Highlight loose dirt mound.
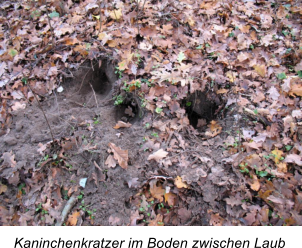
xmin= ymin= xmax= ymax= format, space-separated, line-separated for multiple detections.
xmin=0 ymin=61 xmax=149 ymax=225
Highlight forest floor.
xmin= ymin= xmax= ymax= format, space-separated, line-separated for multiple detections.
xmin=0 ymin=0 xmax=302 ymax=226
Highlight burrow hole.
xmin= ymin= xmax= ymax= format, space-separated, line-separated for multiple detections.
xmin=184 ymin=91 xmax=220 ymax=129
xmin=65 ymin=59 xmax=140 ymax=123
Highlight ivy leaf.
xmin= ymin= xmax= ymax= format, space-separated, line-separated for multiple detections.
xmin=155 ymin=107 xmax=163 ymax=114
xmin=277 ymin=72 xmax=286 ymax=80
xmin=49 ymin=11 xmax=60 ymax=18
xmin=8 ymin=48 xmax=18 ymax=57
xmin=297 ymin=71 xmax=302 ymax=78
xmin=177 ymin=51 xmax=186 ymax=63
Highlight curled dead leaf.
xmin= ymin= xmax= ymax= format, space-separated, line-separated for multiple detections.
xmin=0 ymin=184 xmax=8 ymax=194
xmin=113 ymin=121 xmax=132 ymax=129
xmin=174 ymin=176 xmax=188 ymax=189
xmin=147 ymin=149 xmax=168 ymax=162
xmin=108 ymin=143 xmax=128 ymax=169
xmin=66 ymin=211 xmax=80 ymax=226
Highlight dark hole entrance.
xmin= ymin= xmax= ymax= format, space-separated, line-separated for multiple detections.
xmin=184 ymin=91 xmax=219 ymax=129
xmin=115 ymin=96 xmax=140 ymax=124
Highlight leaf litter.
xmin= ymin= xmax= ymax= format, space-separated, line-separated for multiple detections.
xmin=0 ymin=0 xmax=302 ymax=226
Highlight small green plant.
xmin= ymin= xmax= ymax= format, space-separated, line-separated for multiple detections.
xmin=18 ymin=183 xmax=26 ymax=195
xmin=155 ymin=107 xmax=163 ymax=114
xmin=35 ymin=203 xmax=48 ymax=215
xmin=37 ymin=154 xmax=49 ymax=166
xmin=78 ymin=191 xmax=84 ymax=200
xmin=93 ymin=116 xmax=100 ymax=125
xmin=115 ymin=67 xmax=124 ymax=79
xmin=79 ymin=200 xmax=96 ymax=219
xmin=228 ymin=32 xmax=235 ymax=37
xmin=186 ymin=101 xmax=192 ymax=107
xmin=277 ymin=72 xmax=287 ymax=80
xmin=113 ymin=95 xmax=124 ymax=106
xmin=151 ymin=132 xmax=159 ymax=138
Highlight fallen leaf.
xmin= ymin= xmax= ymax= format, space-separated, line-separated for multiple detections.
xmin=66 ymin=211 xmax=80 ymax=226
xmin=113 ymin=121 xmax=132 ymax=129
xmin=284 ymin=154 xmax=302 ymax=166
xmin=164 ymin=192 xmax=177 ymax=206
xmin=105 ymin=154 xmax=117 ymax=168
xmin=209 ymin=212 xmax=224 ymax=226
xmin=109 ymin=9 xmax=122 ymax=20
xmin=272 ymin=148 xmax=283 ymax=164
xmin=0 ymin=184 xmax=7 ymax=194
xmin=108 ymin=143 xmax=128 ymax=169
xmin=174 ymin=176 xmax=188 ymax=189
xmin=250 ymin=175 xmax=261 ymax=191
xmin=149 ymin=180 xmax=165 ymax=202
xmin=147 ymin=149 xmax=168 ymax=162
xmin=254 ymin=64 xmax=267 ymax=77
xmin=148 ymin=214 xmax=164 ymax=226
xmin=205 ymin=120 xmax=222 ymax=137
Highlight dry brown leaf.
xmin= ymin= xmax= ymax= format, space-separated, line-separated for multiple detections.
xmin=250 ymin=175 xmax=261 ymax=191
xmin=254 ymin=64 xmax=267 ymax=77
xmin=109 ymin=9 xmax=122 ymax=20
xmin=148 ymin=214 xmax=164 ymax=226
xmin=205 ymin=120 xmax=222 ymax=138
xmin=290 ymin=82 xmax=302 ymax=97
xmin=174 ymin=176 xmax=188 ymax=189
xmin=0 ymin=184 xmax=7 ymax=194
xmin=272 ymin=148 xmax=283 ymax=164
xmin=276 ymin=162 xmax=287 ymax=173
xmin=108 ymin=143 xmax=128 ymax=169
xmin=66 ymin=211 xmax=80 ymax=226
xmin=216 ymin=89 xmax=229 ymax=94
xmin=164 ymin=192 xmax=177 ymax=206
xmin=149 ymin=180 xmax=165 ymax=202
xmin=113 ymin=121 xmax=132 ymax=129
xmin=147 ymin=149 xmax=168 ymax=162
xmin=209 ymin=212 xmax=224 ymax=226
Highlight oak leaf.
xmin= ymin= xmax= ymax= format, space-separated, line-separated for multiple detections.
xmin=105 ymin=155 xmax=116 ymax=168
xmin=66 ymin=211 xmax=80 ymax=226
xmin=254 ymin=64 xmax=266 ymax=77
xmin=147 ymin=149 xmax=168 ymax=162
xmin=0 ymin=184 xmax=7 ymax=194
xmin=284 ymin=154 xmax=302 ymax=166
xmin=113 ymin=121 xmax=132 ymax=129
xmin=108 ymin=143 xmax=128 ymax=169
xmin=272 ymin=148 xmax=283 ymax=164
xmin=164 ymin=192 xmax=177 ymax=206
xmin=109 ymin=9 xmax=122 ymax=20
xmin=250 ymin=175 xmax=261 ymax=191
xmin=290 ymin=82 xmax=302 ymax=97
xmin=148 ymin=214 xmax=164 ymax=226
xmin=174 ymin=176 xmax=188 ymax=189
xmin=205 ymin=120 xmax=222 ymax=138
xmin=149 ymin=180 xmax=165 ymax=202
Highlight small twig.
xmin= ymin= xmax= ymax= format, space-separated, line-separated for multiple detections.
xmin=27 ymin=83 xmax=55 ymax=142
xmin=55 ymin=195 xmax=78 ymax=226
xmin=45 ymin=3 xmax=56 ymax=49
xmin=89 ymin=82 xmax=99 ymax=108
xmin=98 ymin=0 xmax=102 ymax=32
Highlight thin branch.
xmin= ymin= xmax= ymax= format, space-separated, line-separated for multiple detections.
xmin=45 ymin=3 xmax=56 ymax=49
xmin=89 ymin=82 xmax=99 ymax=108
